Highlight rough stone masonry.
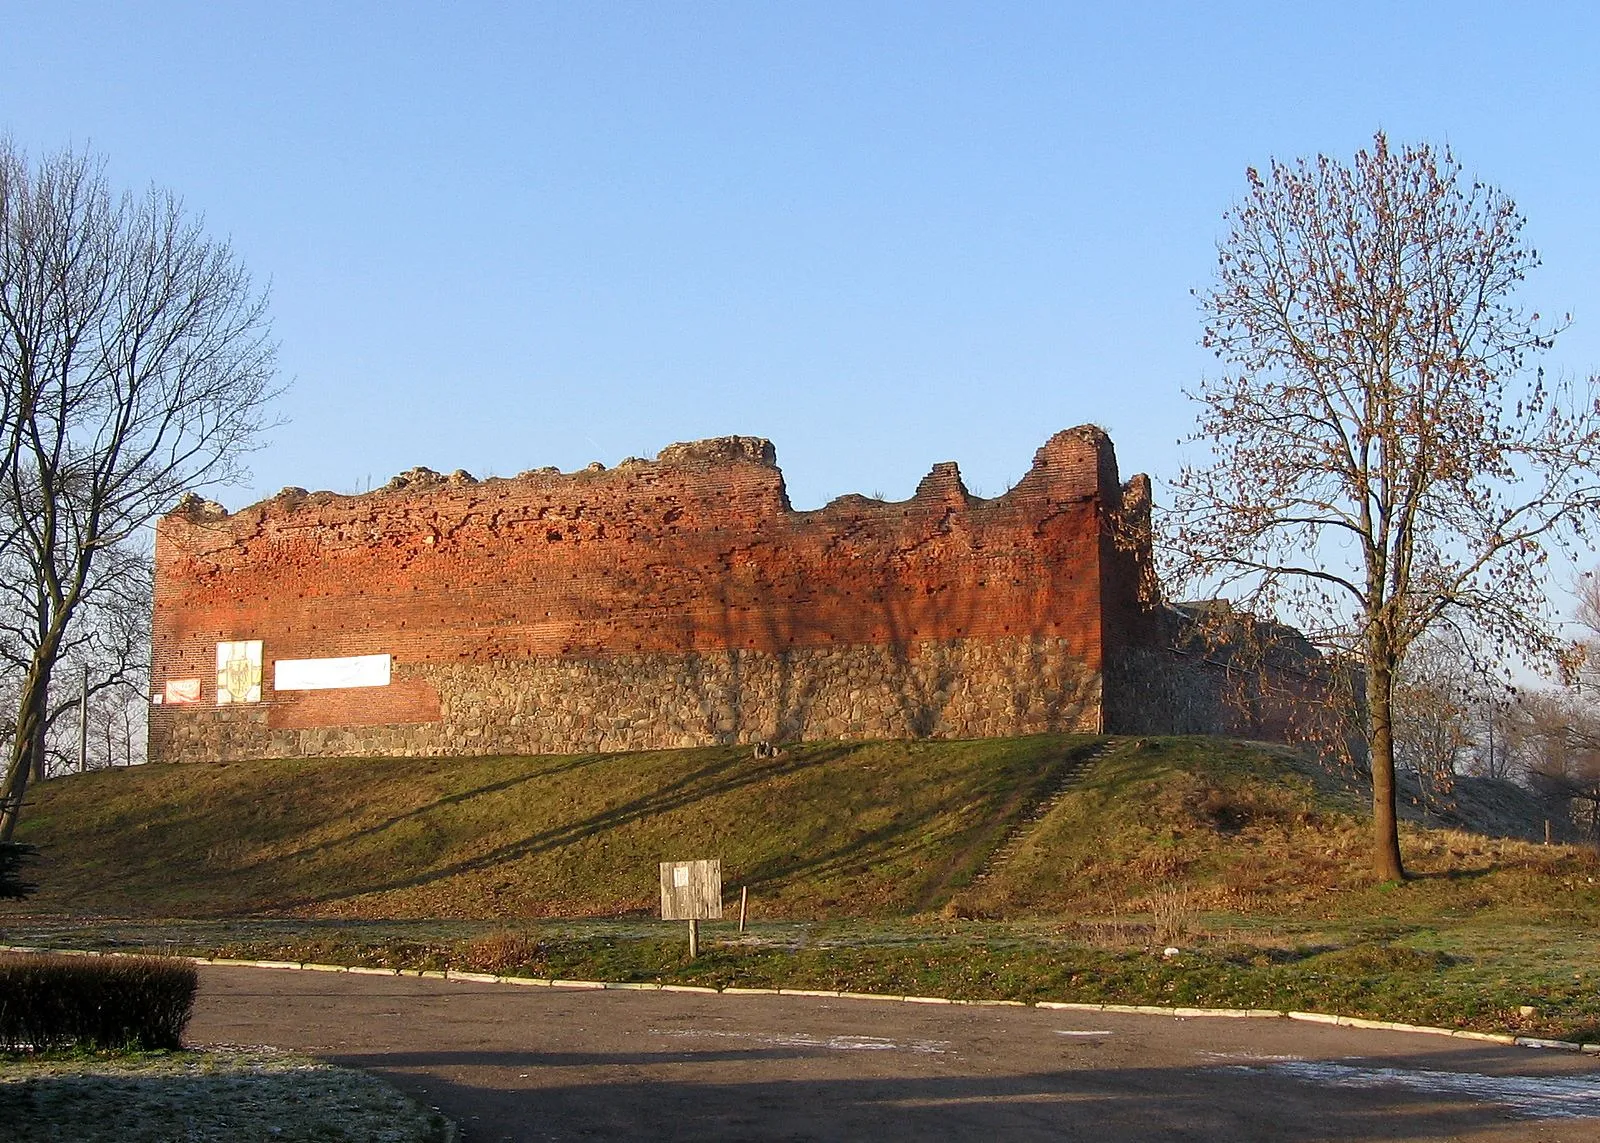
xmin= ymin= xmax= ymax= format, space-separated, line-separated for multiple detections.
xmin=148 ymin=426 xmax=1194 ymax=763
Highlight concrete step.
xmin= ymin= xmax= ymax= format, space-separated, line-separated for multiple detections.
xmin=971 ymin=743 xmax=1114 ymax=885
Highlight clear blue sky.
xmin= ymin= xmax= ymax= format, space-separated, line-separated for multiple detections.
xmin=4 ymin=2 xmax=1597 ymax=513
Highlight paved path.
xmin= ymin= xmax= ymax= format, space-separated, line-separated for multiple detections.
xmin=191 ymin=966 xmax=1600 ymax=1142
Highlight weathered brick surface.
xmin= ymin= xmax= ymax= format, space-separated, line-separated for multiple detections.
xmin=149 ymin=427 xmax=1157 ymax=762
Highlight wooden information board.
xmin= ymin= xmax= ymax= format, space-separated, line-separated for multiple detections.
xmin=659 ymin=859 xmax=723 ymax=921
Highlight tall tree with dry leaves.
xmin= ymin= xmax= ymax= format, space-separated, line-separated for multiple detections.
xmin=0 ymin=142 xmax=277 ymax=839
xmin=1169 ymin=133 xmax=1600 ymax=881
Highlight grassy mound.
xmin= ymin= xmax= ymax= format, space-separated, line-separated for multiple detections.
xmin=6 ymin=735 xmax=1589 ymax=929
xmin=961 ymin=738 xmax=1596 ymax=930
xmin=10 ymin=736 xmax=1103 ymax=919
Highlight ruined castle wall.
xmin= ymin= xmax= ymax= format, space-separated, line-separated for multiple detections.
xmin=150 ymin=428 xmax=1141 ymax=762
xmin=1103 ymin=610 xmax=1360 ymax=756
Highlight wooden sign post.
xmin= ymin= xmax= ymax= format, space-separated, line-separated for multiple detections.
xmin=660 ymin=859 xmax=722 ymax=958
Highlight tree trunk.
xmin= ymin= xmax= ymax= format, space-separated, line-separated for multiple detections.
xmin=1366 ymin=652 xmax=1408 ymax=882
xmin=0 ymin=658 xmax=56 ymax=841
xmin=30 ymin=720 xmax=44 ymax=783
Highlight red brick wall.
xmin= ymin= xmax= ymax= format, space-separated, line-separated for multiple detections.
xmin=149 ymin=427 xmax=1148 ymax=760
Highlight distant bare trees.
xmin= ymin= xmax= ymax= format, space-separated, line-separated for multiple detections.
xmin=1504 ymin=576 xmax=1600 ymax=841
xmin=0 ymin=548 xmax=150 ymax=779
xmin=1509 ymin=689 xmax=1600 ymax=838
xmin=1171 ymin=132 xmax=1600 ymax=881
xmin=1390 ymin=633 xmax=1476 ymax=806
xmin=0 ymin=141 xmax=278 ymax=839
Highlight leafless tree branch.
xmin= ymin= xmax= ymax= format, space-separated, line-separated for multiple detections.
xmin=0 ymin=141 xmax=279 ymax=837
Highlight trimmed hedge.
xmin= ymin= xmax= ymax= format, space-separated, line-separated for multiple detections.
xmin=0 ymin=954 xmax=197 ymax=1051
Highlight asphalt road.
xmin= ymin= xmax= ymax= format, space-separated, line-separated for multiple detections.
xmin=190 ymin=966 xmax=1600 ymax=1142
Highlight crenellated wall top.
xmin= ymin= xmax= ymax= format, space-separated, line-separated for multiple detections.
xmin=162 ymin=425 xmax=1129 ymax=535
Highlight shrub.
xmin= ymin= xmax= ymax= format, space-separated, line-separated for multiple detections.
xmin=465 ymin=929 xmax=540 ymax=973
xmin=0 ymin=842 xmax=36 ymax=899
xmin=1149 ymin=884 xmax=1197 ymax=944
xmin=0 ymin=954 xmax=197 ymax=1051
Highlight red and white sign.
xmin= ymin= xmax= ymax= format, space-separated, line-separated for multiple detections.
xmin=164 ymin=678 xmax=202 ymax=704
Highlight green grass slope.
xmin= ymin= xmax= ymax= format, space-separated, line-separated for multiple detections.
xmin=963 ymin=737 xmax=1595 ymax=932
xmin=8 ymin=734 xmax=1591 ymax=930
xmin=11 ymin=736 xmax=1102 ymax=919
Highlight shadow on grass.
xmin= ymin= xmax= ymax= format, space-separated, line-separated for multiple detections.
xmin=258 ymin=738 xmax=1092 ymax=917
xmin=280 ymin=750 xmax=619 ymax=858
xmin=908 ymin=738 xmax=1113 ymax=912
xmin=1404 ymin=867 xmax=1499 ymax=884
xmin=278 ymin=742 xmax=998 ymax=910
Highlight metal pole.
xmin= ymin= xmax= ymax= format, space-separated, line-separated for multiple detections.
xmin=78 ymin=666 xmax=89 ymax=774
xmin=738 ymin=885 xmax=748 ymax=933
xmin=1485 ymin=688 xmax=1494 ymax=778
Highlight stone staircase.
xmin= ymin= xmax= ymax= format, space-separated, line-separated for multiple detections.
xmin=972 ymin=740 xmax=1117 ymax=885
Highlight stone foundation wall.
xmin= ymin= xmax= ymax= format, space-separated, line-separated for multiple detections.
xmin=149 ymin=636 xmax=1099 ymax=762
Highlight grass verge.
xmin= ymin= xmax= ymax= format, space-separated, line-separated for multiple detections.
xmin=6 ymin=913 xmax=1597 ymax=1046
xmin=0 ymin=1045 xmax=454 ymax=1143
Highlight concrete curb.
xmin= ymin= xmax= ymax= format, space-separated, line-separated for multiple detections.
xmin=4 ymin=945 xmax=1591 ymax=1054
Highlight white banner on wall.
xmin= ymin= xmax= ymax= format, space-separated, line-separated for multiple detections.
xmin=274 ymin=653 xmax=392 ymax=691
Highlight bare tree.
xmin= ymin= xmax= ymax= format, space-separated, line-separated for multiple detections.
xmin=1169 ymin=132 xmax=1600 ymax=881
xmin=1391 ymin=630 xmax=1475 ymax=810
xmin=0 ymin=142 xmax=277 ymax=838
xmin=1465 ymin=684 xmax=1520 ymax=782
xmin=0 ymin=541 xmax=151 ymax=763
xmin=1507 ymin=575 xmax=1600 ymax=839
xmin=1511 ymin=687 xmax=1600 ymax=841
xmin=0 ymin=483 xmax=151 ymax=783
